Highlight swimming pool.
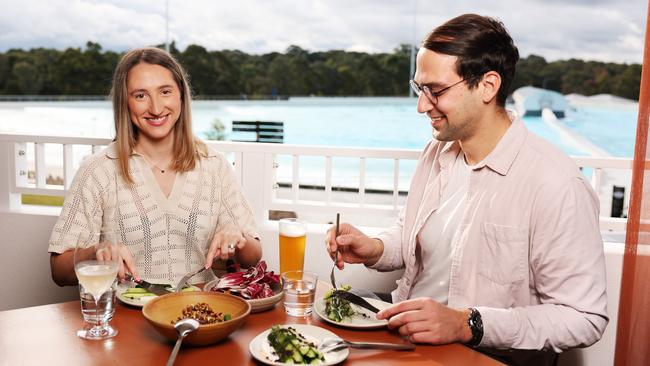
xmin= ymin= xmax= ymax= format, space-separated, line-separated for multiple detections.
xmin=0 ymin=97 xmax=636 ymax=158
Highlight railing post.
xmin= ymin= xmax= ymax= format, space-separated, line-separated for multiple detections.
xmin=0 ymin=141 xmax=22 ymax=211
xmin=239 ymin=149 xmax=268 ymax=225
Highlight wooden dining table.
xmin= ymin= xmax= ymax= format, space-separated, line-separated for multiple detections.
xmin=0 ymin=283 xmax=504 ymax=366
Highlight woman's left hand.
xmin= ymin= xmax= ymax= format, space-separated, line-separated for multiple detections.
xmin=205 ymin=226 xmax=246 ymax=268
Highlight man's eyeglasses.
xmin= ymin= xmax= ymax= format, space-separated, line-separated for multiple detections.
xmin=409 ymin=77 xmax=473 ymax=104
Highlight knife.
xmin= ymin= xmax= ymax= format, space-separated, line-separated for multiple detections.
xmin=136 ymin=279 xmax=171 ymax=296
xmin=124 ymin=274 xmax=170 ymax=296
xmin=333 ymin=290 xmax=381 ymax=313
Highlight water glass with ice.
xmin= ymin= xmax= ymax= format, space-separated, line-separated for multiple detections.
xmin=281 ymin=270 xmax=317 ymax=317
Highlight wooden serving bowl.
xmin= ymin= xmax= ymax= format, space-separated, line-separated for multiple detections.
xmin=142 ymin=291 xmax=251 ymax=346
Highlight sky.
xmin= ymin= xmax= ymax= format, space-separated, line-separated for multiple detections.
xmin=0 ymin=0 xmax=647 ymax=64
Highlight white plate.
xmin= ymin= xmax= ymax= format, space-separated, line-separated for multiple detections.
xmin=115 ymin=283 xmax=199 ymax=308
xmin=249 ymin=324 xmax=349 ymax=366
xmin=115 ymin=283 xmax=158 ymax=307
xmin=314 ymin=296 xmax=391 ymax=329
xmin=204 ymin=278 xmax=283 ymax=313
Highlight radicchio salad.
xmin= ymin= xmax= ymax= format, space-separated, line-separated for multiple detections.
xmin=210 ymin=260 xmax=280 ymax=300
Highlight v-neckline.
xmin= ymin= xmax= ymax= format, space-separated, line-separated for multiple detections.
xmin=136 ymin=156 xmax=187 ymax=212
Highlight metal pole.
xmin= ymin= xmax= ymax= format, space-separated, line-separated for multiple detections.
xmin=165 ymin=0 xmax=170 ymax=53
xmin=409 ymin=0 xmax=417 ymax=97
xmin=614 ymin=0 xmax=650 ymax=364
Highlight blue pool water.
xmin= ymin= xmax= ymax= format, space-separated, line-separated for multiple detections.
xmin=192 ymin=97 xmax=638 ymax=157
xmin=563 ymin=106 xmax=638 ymax=157
xmin=0 ymin=97 xmax=638 ymax=158
xmin=0 ymin=97 xmax=636 ymax=191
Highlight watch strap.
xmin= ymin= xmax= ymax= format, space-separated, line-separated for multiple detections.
xmin=466 ymin=307 xmax=484 ymax=347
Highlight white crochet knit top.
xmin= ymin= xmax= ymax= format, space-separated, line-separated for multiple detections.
xmin=48 ymin=142 xmax=259 ymax=285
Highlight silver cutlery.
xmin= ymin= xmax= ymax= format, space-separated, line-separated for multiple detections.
xmin=319 ymin=336 xmax=415 ymax=353
xmin=174 ymin=267 xmax=207 ymax=292
xmin=124 ymin=273 xmax=170 ymax=296
xmin=166 ymin=318 xmax=199 ymax=366
xmin=329 ymin=213 xmax=340 ymax=289
xmin=332 ymin=290 xmax=381 ymax=313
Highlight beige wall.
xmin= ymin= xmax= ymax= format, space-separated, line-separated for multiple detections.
xmin=0 ymin=211 xmax=78 ymax=310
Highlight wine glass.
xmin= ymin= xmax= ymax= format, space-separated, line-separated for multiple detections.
xmin=74 ymin=229 xmax=121 ymax=340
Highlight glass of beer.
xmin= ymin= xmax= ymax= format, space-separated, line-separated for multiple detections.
xmin=279 ymin=218 xmax=307 ymax=274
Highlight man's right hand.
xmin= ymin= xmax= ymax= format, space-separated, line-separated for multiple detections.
xmin=325 ymin=223 xmax=384 ymax=269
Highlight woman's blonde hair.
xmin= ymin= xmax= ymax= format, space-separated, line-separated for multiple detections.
xmin=110 ymin=47 xmax=206 ymax=185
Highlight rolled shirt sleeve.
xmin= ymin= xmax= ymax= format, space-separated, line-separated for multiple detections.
xmin=370 ymin=206 xmax=407 ymax=272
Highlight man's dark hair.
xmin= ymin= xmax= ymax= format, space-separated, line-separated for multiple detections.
xmin=422 ymin=14 xmax=519 ymax=106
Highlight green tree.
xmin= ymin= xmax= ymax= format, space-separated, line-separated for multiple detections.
xmin=179 ymin=45 xmax=217 ymax=95
xmin=12 ymin=61 xmax=42 ymax=94
xmin=0 ymin=42 xmax=642 ymax=100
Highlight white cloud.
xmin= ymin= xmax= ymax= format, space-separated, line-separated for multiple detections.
xmin=0 ymin=0 xmax=645 ymax=63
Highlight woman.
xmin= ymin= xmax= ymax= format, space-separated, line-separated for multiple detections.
xmin=49 ymin=47 xmax=262 ymax=286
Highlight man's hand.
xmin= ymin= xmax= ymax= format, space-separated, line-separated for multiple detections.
xmin=376 ymin=297 xmax=473 ymax=344
xmin=325 ymin=223 xmax=384 ymax=268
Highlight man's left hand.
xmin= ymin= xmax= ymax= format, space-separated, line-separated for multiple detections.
xmin=376 ymin=297 xmax=473 ymax=344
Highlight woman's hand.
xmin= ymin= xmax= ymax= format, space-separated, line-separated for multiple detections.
xmin=95 ymin=241 xmax=139 ymax=282
xmin=205 ymin=226 xmax=247 ymax=269
xmin=117 ymin=244 xmax=138 ymax=282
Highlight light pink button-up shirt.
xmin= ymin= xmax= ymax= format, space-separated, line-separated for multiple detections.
xmin=372 ymin=118 xmax=608 ymax=354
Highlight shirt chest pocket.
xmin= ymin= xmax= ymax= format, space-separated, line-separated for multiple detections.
xmin=478 ymin=223 xmax=528 ymax=285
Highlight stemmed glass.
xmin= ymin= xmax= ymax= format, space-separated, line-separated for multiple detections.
xmin=74 ymin=229 xmax=121 ymax=340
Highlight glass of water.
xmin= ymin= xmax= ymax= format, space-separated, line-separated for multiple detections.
xmin=74 ymin=229 xmax=121 ymax=339
xmin=281 ymin=270 xmax=317 ymax=317
xmin=79 ymin=279 xmax=116 ymax=331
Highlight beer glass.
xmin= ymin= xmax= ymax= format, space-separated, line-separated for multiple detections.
xmin=279 ymin=218 xmax=306 ymax=274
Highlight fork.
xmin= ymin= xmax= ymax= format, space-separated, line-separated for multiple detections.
xmin=174 ymin=267 xmax=206 ymax=292
xmin=329 ymin=213 xmax=340 ymax=289
xmin=319 ymin=337 xmax=415 ymax=353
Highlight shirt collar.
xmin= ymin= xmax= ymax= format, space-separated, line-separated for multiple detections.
xmin=476 ymin=112 xmax=527 ymax=176
xmin=105 ymin=141 xmax=120 ymax=159
xmin=438 ymin=140 xmax=462 ymax=169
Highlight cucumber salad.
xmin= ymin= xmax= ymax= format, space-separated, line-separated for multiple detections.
xmin=323 ymin=285 xmax=357 ymax=323
xmin=267 ymin=325 xmax=325 ymax=364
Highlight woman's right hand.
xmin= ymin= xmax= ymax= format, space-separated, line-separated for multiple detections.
xmin=325 ymin=223 xmax=384 ymax=269
xmin=95 ymin=242 xmax=139 ymax=282
xmin=117 ymin=244 xmax=139 ymax=282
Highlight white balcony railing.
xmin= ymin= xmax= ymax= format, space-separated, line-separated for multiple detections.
xmin=0 ymin=133 xmax=633 ymax=231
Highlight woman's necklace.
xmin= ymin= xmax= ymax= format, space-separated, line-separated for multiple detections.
xmin=136 ymin=151 xmax=172 ymax=174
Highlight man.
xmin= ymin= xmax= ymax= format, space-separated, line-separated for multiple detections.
xmin=325 ymin=14 xmax=607 ymax=365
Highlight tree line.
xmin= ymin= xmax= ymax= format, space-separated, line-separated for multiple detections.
xmin=0 ymin=41 xmax=641 ymax=100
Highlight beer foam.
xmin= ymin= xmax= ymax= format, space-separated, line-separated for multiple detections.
xmin=280 ymin=222 xmax=306 ymax=237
